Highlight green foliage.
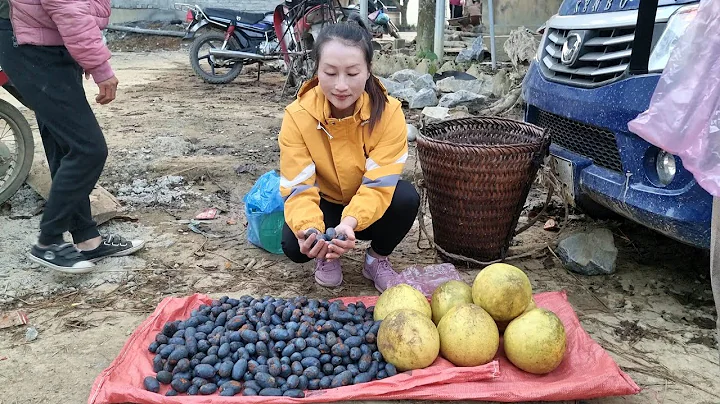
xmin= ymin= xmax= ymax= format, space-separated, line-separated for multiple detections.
xmin=416 ymin=50 xmax=438 ymax=61
xmin=428 ymin=60 xmax=439 ymax=75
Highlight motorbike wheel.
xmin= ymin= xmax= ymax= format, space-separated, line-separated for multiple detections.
xmin=0 ymin=99 xmax=34 ymax=205
xmin=387 ymin=21 xmax=400 ymax=38
xmin=190 ymin=32 xmax=244 ymax=84
xmin=286 ymin=36 xmax=315 ymax=90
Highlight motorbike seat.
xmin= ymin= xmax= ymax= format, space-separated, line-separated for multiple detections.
xmin=204 ymin=8 xmax=269 ymax=24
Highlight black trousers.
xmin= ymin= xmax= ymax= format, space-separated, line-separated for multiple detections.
xmin=281 ymin=180 xmax=420 ymax=263
xmin=0 ymin=26 xmax=107 ymax=245
xmin=450 ymin=4 xmax=464 ymax=19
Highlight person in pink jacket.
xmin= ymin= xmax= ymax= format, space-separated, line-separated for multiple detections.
xmin=450 ymin=0 xmax=464 ymax=19
xmin=0 ymin=0 xmax=145 ymax=273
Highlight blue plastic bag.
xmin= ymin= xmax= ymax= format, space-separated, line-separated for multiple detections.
xmin=243 ymin=170 xmax=285 ymax=254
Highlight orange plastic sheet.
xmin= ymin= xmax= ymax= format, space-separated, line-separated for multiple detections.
xmin=88 ymin=291 xmax=640 ymax=403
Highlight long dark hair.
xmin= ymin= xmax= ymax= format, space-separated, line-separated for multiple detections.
xmin=312 ymin=18 xmax=388 ymax=132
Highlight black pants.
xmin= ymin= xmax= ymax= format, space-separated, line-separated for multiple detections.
xmin=450 ymin=5 xmax=464 ymax=19
xmin=0 ymin=27 xmax=107 ymax=245
xmin=281 ymin=180 xmax=420 ymax=263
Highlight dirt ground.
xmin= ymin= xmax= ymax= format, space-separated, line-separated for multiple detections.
xmin=0 ymin=39 xmax=718 ymax=404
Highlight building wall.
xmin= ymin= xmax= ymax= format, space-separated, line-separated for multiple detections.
xmin=110 ymin=0 xmax=284 ymax=23
xmin=111 ymin=0 xmax=563 ymax=34
xmin=403 ymin=0 xmax=563 ymax=30
xmin=111 ymin=0 xmax=284 ymax=12
xmin=482 ymin=0 xmax=563 ymax=35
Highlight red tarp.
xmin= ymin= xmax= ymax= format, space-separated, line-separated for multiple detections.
xmin=88 ymin=291 xmax=640 ymax=403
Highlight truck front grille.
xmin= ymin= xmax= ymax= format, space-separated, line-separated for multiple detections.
xmin=535 ymin=110 xmax=623 ymax=173
xmin=540 ymin=26 xmax=635 ymax=88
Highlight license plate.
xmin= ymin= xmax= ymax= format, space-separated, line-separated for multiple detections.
xmin=550 ymin=155 xmax=575 ymax=205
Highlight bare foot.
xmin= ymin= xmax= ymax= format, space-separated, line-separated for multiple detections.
xmin=76 ymin=236 xmax=102 ymax=251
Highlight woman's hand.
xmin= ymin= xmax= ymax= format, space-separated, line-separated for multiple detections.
xmin=96 ymin=75 xmax=119 ymax=105
xmin=325 ymin=217 xmax=357 ymax=261
xmin=296 ymin=229 xmax=330 ymax=259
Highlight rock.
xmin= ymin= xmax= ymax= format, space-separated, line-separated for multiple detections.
xmin=438 ymin=90 xmax=486 ymax=108
xmin=413 ymin=74 xmax=437 ymax=92
xmin=455 ymin=36 xmax=488 ymax=63
xmin=396 ymin=47 xmax=416 ymax=56
xmin=372 ymin=54 xmax=394 ymax=77
xmin=448 ymin=106 xmax=473 ymax=120
xmin=25 ymin=158 xmax=123 ymax=225
xmin=556 ymin=228 xmax=618 ymax=276
xmin=383 ymin=69 xmax=437 ymax=97
xmin=436 ymin=77 xmax=493 ymax=95
xmin=415 ymin=60 xmax=430 ymax=75
xmin=436 ymin=77 xmax=468 ymax=93
xmin=89 ymin=187 xmax=125 ymax=225
xmin=421 ymin=106 xmax=450 ymax=121
xmin=391 ymin=87 xmax=418 ymax=103
xmin=465 ymin=64 xmax=488 ymax=79
xmin=544 ymin=218 xmax=559 ymax=231
xmin=409 ymin=88 xmax=438 ymax=109
xmin=391 ymin=60 xmax=407 ymax=75
xmin=390 ymin=69 xmax=421 ymax=83
xmin=503 ymin=27 xmax=539 ymax=68
xmin=25 ymin=326 xmax=38 ymax=342
xmin=447 ymin=32 xmax=461 ymax=41
xmin=492 ymin=69 xmax=512 ymax=97
xmin=406 ymin=124 xmax=419 ymax=142
xmin=464 ymin=97 xmax=494 ymax=114
xmin=401 ymin=55 xmax=418 ymax=70
xmin=159 ymin=176 xmax=184 ymax=187
xmin=437 ymin=61 xmax=459 ymax=75
xmin=8 ymin=185 xmax=44 ymax=219
xmin=378 ymin=77 xmax=404 ymax=94
xmin=386 ymin=73 xmax=438 ymax=105
xmin=373 ymin=54 xmax=418 ymax=77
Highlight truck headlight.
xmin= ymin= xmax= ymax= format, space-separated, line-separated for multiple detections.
xmin=648 ymin=5 xmax=698 ymax=72
xmin=656 ymin=150 xmax=676 ymax=186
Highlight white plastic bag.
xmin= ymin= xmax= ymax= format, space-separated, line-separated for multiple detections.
xmin=628 ymin=0 xmax=720 ymax=197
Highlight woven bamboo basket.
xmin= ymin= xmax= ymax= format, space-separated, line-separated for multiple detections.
xmin=416 ymin=117 xmax=550 ymax=263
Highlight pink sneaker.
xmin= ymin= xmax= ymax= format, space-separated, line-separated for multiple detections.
xmin=363 ymin=256 xmax=398 ymax=293
xmin=314 ymin=259 xmax=343 ymax=287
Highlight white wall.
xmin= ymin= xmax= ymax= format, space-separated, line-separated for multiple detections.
xmin=404 ymin=0 xmax=562 ymax=32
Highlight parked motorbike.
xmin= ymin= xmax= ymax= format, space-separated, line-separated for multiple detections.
xmin=274 ymin=0 xmax=338 ymax=88
xmin=339 ymin=0 xmax=400 ymax=38
xmin=176 ymin=1 xmax=338 ymax=91
xmin=0 ymin=69 xmax=34 ymax=205
xmin=176 ymin=3 xmax=282 ymax=84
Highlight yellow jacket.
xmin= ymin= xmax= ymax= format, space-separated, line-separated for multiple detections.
xmin=279 ymin=78 xmax=408 ymax=234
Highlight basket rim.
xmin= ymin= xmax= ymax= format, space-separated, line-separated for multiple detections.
xmin=416 ymin=132 xmax=549 ymax=150
xmin=419 ymin=116 xmax=549 ymax=150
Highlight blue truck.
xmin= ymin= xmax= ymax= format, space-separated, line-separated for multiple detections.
xmin=522 ymin=0 xmax=709 ymax=249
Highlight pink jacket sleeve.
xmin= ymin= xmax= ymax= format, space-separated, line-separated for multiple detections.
xmin=40 ymin=0 xmax=115 ymax=83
